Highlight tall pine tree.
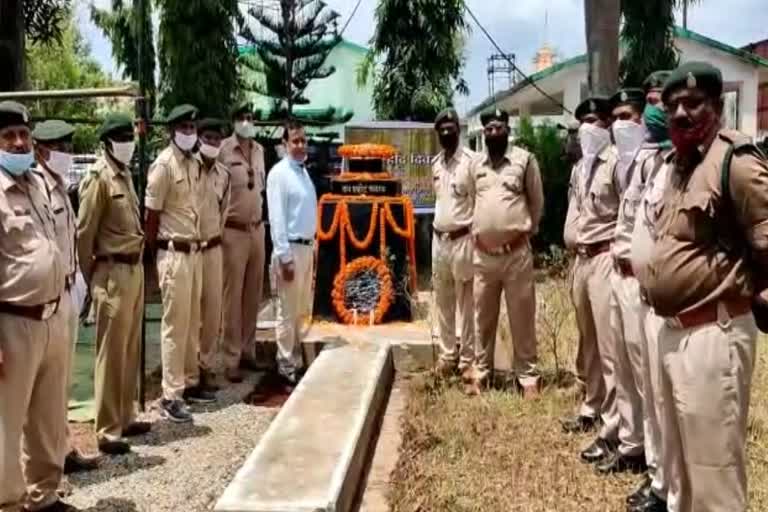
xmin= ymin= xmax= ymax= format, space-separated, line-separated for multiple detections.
xmin=240 ymin=0 xmax=343 ymax=120
xmin=156 ymin=0 xmax=241 ymax=118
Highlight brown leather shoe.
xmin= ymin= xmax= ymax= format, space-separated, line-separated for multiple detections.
xmin=226 ymin=367 xmax=244 ymax=383
xmin=122 ymin=421 xmax=152 ymax=437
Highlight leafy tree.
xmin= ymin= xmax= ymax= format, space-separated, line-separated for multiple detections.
xmin=0 ymin=0 xmax=72 ymax=91
xmin=156 ymin=0 xmax=241 ymax=117
xmin=26 ymin=15 xmax=113 ymax=152
xmin=91 ymin=0 xmax=157 ymax=114
xmin=619 ymin=0 xmax=703 ymax=87
xmin=358 ymin=0 xmax=469 ymax=121
xmin=515 ymin=117 xmax=570 ymax=252
xmin=584 ymin=0 xmax=620 ymax=95
xmin=240 ymin=0 xmax=341 ymax=116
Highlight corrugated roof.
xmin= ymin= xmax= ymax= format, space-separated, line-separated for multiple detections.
xmin=468 ymin=26 xmax=768 ymax=118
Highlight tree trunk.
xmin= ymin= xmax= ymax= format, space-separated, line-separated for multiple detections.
xmin=283 ymin=0 xmax=294 ymax=117
xmin=584 ymin=0 xmax=619 ymax=96
xmin=0 ymin=0 xmax=26 ymax=91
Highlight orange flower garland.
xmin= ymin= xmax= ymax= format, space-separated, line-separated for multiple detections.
xmin=331 ymin=256 xmax=394 ymax=325
xmin=337 ymin=143 xmax=397 ymax=160
xmin=316 ymin=193 xmax=418 ymax=324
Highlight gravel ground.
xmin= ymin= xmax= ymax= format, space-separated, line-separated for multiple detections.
xmin=64 ymin=371 xmax=276 ymax=512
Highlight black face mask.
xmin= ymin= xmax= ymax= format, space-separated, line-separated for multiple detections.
xmin=438 ymin=132 xmax=459 ymax=152
xmin=485 ymin=135 xmax=508 ymax=156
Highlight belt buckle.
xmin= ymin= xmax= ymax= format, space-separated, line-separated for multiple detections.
xmin=577 ymin=246 xmax=588 ymax=257
xmin=200 ymin=241 xmax=208 ymax=250
xmin=42 ymin=301 xmax=57 ymax=320
xmin=190 ymin=241 xmax=199 ymax=252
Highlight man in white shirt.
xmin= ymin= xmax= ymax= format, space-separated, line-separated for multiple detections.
xmin=266 ymin=120 xmax=317 ymax=386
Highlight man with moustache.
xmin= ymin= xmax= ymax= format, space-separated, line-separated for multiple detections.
xmin=453 ymin=109 xmax=544 ymax=397
xmin=638 ymin=61 xmax=768 ymax=512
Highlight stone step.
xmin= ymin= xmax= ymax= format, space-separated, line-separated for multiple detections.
xmin=215 ymin=343 xmax=394 ymax=512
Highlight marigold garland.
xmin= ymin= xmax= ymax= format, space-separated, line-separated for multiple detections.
xmin=337 ymin=143 xmax=397 ymax=159
xmin=331 ymin=256 xmax=394 ymax=325
xmin=316 ymin=193 xmax=418 ymax=294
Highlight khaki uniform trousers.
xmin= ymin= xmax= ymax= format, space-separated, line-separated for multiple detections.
xmin=0 ymin=303 xmax=70 ymax=512
xmin=272 ymin=244 xmax=314 ymax=374
xmin=638 ymin=302 xmax=667 ymax=501
xmin=92 ymin=261 xmax=144 ymax=441
xmin=199 ymin=246 xmax=224 ymax=372
xmin=609 ymin=271 xmax=645 ymax=456
xmin=222 ymin=225 xmax=265 ymax=370
xmin=571 ymin=252 xmax=619 ymax=441
xmin=157 ymin=249 xmax=203 ymax=401
xmin=658 ymin=307 xmax=756 ymax=512
xmin=63 ymin=289 xmax=79 ymax=460
xmin=473 ymin=242 xmax=539 ymax=387
xmin=432 ymin=234 xmax=474 ymax=368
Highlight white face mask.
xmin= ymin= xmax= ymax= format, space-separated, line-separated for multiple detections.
xmin=110 ymin=141 xmax=135 ymax=165
xmin=234 ymin=121 xmax=256 ymax=139
xmin=613 ymin=120 xmax=646 ymax=160
xmin=45 ymin=150 xmax=73 ymax=176
xmin=578 ymin=123 xmax=611 ymax=158
xmin=174 ymin=131 xmax=198 ymax=152
xmin=612 ymin=120 xmax=647 ymax=190
xmin=199 ymin=143 xmax=220 ymax=160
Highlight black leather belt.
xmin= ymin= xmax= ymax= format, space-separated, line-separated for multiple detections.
xmin=203 ymin=236 xmax=222 ymax=251
xmin=157 ymin=239 xmax=217 ymax=253
xmin=95 ymin=253 xmax=142 ymax=265
xmin=433 ymin=226 xmax=471 ymax=241
xmin=0 ymin=298 xmax=60 ymax=321
xmin=225 ymin=220 xmax=263 ymax=232
xmin=289 ymin=238 xmax=313 ymax=246
xmin=615 ymin=258 xmax=634 ymax=278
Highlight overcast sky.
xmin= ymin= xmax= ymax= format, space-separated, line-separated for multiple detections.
xmin=77 ymin=0 xmax=768 ymax=112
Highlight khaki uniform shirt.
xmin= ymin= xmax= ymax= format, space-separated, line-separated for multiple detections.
xmin=563 ymin=145 xmax=620 ymax=248
xmin=631 ymin=156 xmax=671 ymax=286
xmin=218 ymin=135 xmax=265 ymax=225
xmin=145 ymin=145 xmax=203 ymax=241
xmin=454 ymin=146 xmax=544 ymax=248
xmin=641 ymin=130 xmax=768 ymax=317
xmin=36 ymin=164 xmax=77 ymax=281
xmin=612 ymin=143 xmax=669 ymax=261
xmin=200 ymin=159 xmax=231 ymax=240
xmin=77 ymin=155 xmax=144 ymax=280
xmin=0 ymin=169 xmax=65 ymax=305
xmin=432 ymin=147 xmax=476 ymax=232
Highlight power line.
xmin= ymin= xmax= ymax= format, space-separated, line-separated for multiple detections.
xmin=464 ymin=4 xmax=573 ymax=115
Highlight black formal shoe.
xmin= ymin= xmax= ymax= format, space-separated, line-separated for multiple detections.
xmin=122 ymin=421 xmax=152 ymax=437
xmin=596 ymin=451 xmax=648 ymax=475
xmin=560 ymin=414 xmax=598 ymax=434
xmin=29 ymin=500 xmax=80 ymax=511
xmin=628 ymin=492 xmax=667 ymax=512
xmin=626 ymin=475 xmax=651 ymax=507
xmin=580 ymin=437 xmax=615 ymax=464
xmin=63 ymin=450 xmax=100 ymax=474
xmin=183 ymin=386 xmax=217 ymax=404
xmin=200 ymin=369 xmax=220 ymax=392
xmin=97 ymin=438 xmax=131 ymax=455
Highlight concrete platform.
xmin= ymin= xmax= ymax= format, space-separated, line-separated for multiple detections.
xmin=255 ymin=297 xmax=437 ymax=373
xmin=215 ymin=343 xmax=394 ymax=512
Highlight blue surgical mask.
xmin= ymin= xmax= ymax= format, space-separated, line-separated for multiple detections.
xmin=0 ymin=150 xmax=34 ymax=176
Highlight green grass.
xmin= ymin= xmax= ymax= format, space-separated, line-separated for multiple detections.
xmin=390 ymin=277 xmax=768 ymax=511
